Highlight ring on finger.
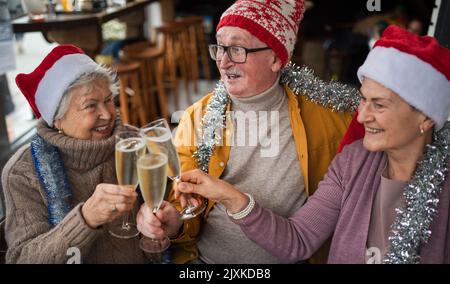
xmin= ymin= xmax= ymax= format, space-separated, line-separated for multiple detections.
xmin=111 ymin=203 xmax=118 ymax=213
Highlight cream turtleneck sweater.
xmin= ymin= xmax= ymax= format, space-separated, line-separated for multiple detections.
xmin=197 ymin=78 xmax=307 ymax=264
xmin=2 ymin=119 xmax=147 ymax=263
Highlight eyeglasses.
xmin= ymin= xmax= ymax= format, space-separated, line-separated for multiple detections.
xmin=208 ymin=44 xmax=271 ymax=63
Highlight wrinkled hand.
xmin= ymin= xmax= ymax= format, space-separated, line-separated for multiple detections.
xmin=174 ymin=179 xmax=202 ymax=210
xmin=81 ymin=183 xmax=137 ymax=228
xmin=174 ymin=169 xmax=248 ymax=214
xmin=136 ymin=201 xmax=183 ymax=239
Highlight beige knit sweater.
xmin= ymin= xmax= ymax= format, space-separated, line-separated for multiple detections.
xmin=1 ymin=119 xmax=147 ymax=263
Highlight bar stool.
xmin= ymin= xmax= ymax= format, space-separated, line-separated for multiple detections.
xmin=155 ymin=22 xmax=191 ymax=109
xmin=122 ymin=44 xmax=169 ymax=121
xmin=111 ymin=60 xmax=149 ymax=126
xmin=175 ymin=17 xmax=200 ymax=94
xmin=176 ymin=16 xmax=212 ymax=81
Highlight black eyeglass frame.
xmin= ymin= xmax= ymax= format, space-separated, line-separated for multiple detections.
xmin=208 ymin=44 xmax=271 ymax=63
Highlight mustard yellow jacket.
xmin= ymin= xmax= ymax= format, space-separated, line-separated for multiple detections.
xmin=169 ymin=85 xmax=353 ymax=263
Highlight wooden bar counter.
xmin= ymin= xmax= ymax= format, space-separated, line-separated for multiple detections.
xmin=12 ymin=0 xmax=156 ymax=57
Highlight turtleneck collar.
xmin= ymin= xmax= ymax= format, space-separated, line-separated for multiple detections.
xmin=229 ymin=75 xmax=284 ymax=112
xmin=36 ymin=118 xmax=121 ymax=170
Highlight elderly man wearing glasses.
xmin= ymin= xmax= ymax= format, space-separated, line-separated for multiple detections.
xmin=136 ymin=0 xmax=355 ymax=264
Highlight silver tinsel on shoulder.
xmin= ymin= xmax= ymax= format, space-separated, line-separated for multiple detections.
xmin=384 ymin=122 xmax=450 ymax=264
xmin=194 ymin=62 xmax=360 ymax=172
xmin=280 ymin=62 xmax=360 ymax=112
xmin=31 ymin=134 xmax=72 ymax=226
xmin=193 ymin=81 xmax=229 ymax=172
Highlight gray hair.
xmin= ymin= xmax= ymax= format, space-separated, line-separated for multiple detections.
xmin=54 ymin=64 xmax=119 ymax=121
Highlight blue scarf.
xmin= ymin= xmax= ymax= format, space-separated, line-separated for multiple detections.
xmin=30 ymin=134 xmax=72 ymax=226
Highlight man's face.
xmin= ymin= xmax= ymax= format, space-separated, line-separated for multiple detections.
xmin=215 ymin=26 xmax=282 ymax=98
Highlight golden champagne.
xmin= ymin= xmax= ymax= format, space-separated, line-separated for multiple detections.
xmin=137 ymin=153 xmax=168 ymax=212
xmin=115 ymin=137 xmax=146 ymax=187
xmin=142 ymin=126 xmax=181 ymax=178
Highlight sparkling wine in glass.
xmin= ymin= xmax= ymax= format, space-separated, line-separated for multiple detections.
xmin=141 ymin=118 xmax=206 ymax=220
xmin=137 ymin=151 xmax=171 ymax=253
xmin=109 ymin=130 xmax=146 ymax=238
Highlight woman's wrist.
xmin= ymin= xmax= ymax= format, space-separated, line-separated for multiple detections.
xmin=169 ymin=222 xmax=184 ymax=240
xmin=81 ymin=203 xmax=99 ymax=229
xmin=222 ymin=190 xmax=248 ymax=214
xmin=226 ymin=193 xmax=255 ymax=220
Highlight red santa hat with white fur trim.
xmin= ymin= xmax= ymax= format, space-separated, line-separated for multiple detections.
xmin=357 ymin=25 xmax=450 ymax=130
xmin=16 ymin=44 xmax=98 ymax=127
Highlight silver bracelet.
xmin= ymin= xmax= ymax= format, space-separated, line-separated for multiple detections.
xmin=226 ymin=193 xmax=255 ymax=220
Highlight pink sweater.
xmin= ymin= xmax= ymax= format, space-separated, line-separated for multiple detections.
xmin=233 ymin=140 xmax=450 ymax=263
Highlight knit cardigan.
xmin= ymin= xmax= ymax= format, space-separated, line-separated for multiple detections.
xmin=233 ymin=140 xmax=450 ymax=263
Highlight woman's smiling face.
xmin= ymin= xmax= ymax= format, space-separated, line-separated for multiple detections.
xmin=54 ymin=78 xmax=116 ymax=140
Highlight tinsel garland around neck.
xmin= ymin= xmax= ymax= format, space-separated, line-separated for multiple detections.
xmin=193 ymin=80 xmax=229 ymax=172
xmin=31 ymin=134 xmax=72 ymax=226
xmin=384 ymin=123 xmax=450 ymax=264
xmin=193 ymin=62 xmax=360 ymax=172
xmin=280 ymin=63 xmax=360 ymax=112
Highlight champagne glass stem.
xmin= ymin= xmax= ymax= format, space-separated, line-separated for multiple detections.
xmin=120 ymin=183 xmax=138 ymax=230
xmin=121 ymin=212 xmax=131 ymax=230
xmin=169 ymin=175 xmax=195 ymax=212
xmin=168 ymin=175 xmax=180 ymax=182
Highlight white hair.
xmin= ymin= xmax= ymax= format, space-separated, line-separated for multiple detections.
xmin=54 ymin=64 xmax=119 ymax=121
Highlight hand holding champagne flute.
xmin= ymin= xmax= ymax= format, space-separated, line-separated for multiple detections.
xmin=137 ymin=149 xmax=171 ymax=253
xmin=109 ymin=129 xmax=146 ymax=238
xmin=140 ymin=118 xmax=206 ymax=220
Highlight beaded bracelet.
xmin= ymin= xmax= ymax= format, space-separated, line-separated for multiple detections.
xmin=226 ymin=193 xmax=255 ymax=220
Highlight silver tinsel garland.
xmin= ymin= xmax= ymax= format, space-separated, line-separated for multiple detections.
xmin=31 ymin=134 xmax=72 ymax=226
xmin=384 ymin=123 xmax=450 ymax=264
xmin=193 ymin=80 xmax=229 ymax=172
xmin=280 ymin=63 xmax=360 ymax=112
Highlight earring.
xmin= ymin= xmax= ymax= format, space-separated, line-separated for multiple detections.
xmin=420 ymin=126 xmax=424 ymax=135
xmin=58 ymin=129 xmax=63 ymax=134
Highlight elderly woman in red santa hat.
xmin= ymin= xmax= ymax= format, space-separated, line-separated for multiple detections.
xmin=171 ymin=25 xmax=450 ymax=264
xmin=1 ymin=45 xmax=147 ymax=263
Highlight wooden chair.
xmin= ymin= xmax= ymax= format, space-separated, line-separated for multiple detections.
xmin=122 ymin=44 xmax=169 ymax=121
xmin=176 ymin=16 xmax=212 ymax=83
xmin=154 ymin=22 xmax=192 ymax=109
xmin=111 ymin=60 xmax=150 ymax=127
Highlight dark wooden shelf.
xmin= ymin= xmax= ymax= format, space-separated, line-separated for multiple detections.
xmin=12 ymin=0 xmax=155 ymax=33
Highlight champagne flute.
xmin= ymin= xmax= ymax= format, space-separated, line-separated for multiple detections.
xmin=140 ymin=118 xmax=206 ymax=220
xmin=137 ymin=150 xmax=171 ymax=253
xmin=108 ymin=130 xmax=146 ymax=238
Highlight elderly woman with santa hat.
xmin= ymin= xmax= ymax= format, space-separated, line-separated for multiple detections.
xmin=171 ymin=25 xmax=450 ymax=264
xmin=1 ymin=45 xmax=147 ymax=263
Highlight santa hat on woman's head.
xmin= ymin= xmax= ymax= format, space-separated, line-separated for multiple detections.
xmin=16 ymin=44 xmax=98 ymax=127
xmin=358 ymin=25 xmax=450 ymax=130
xmin=216 ymin=0 xmax=305 ymax=66
xmin=339 ymin=25 xmax=450 ymax=151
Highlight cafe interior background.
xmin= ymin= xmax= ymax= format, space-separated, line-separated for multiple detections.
xmin=0 ymin=0 xmax=449 ymax=260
